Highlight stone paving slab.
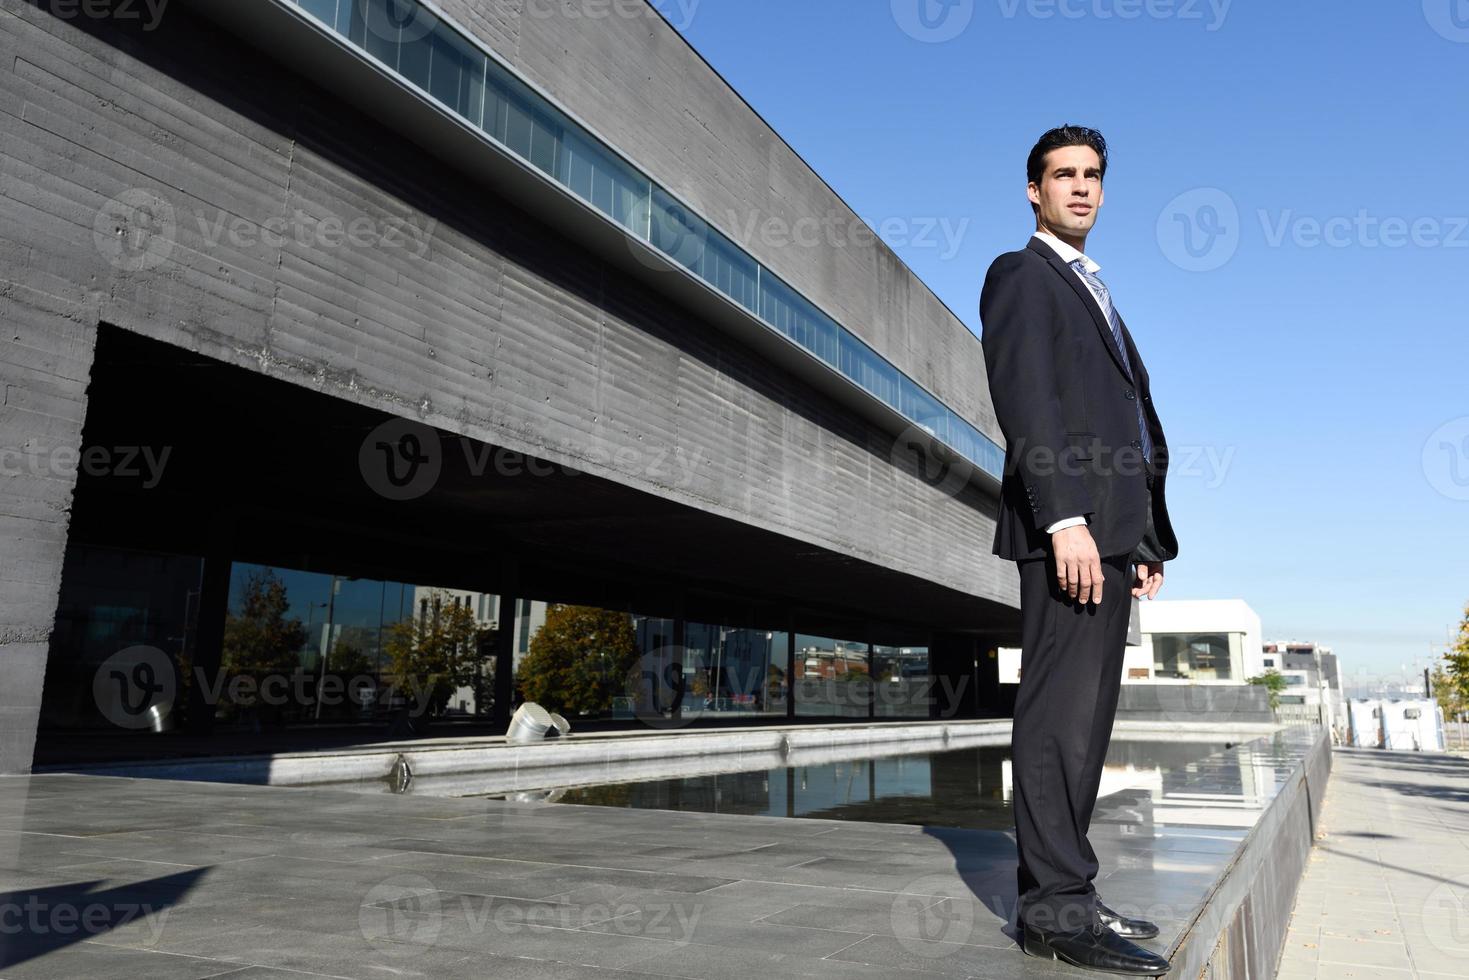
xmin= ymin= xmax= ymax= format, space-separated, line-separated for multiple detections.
xmin=1276 ymin=749 xmax=1469 ymax=980
xmin=0 ymin=730 xmax=1323 ymax=979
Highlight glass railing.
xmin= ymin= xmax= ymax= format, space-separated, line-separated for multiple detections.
xmin=283 ymin=0 xmax=1004 ymax=482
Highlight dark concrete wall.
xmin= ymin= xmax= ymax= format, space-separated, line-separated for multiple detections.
xmin=0 ymin=3 xmax=1015 ymax=770
xmin=1115 ymin=684 xmax=1277 ymax=724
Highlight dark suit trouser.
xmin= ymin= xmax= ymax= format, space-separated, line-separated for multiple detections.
xmin=1011 ymin=549 xmax=1134 ymax=933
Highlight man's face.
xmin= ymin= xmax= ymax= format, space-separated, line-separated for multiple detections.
xmin=1028 ymin=144 xmax=1104 ymax=238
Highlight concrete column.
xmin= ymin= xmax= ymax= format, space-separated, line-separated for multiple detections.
xmin=0 ymin=302 xmax=97 ymax=774
xmin=490 ymin=555 xmax=520 ymax=729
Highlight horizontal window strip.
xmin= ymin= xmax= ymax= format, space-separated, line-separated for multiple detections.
xmin=282 ymin=0 xmax=1002 ymax=481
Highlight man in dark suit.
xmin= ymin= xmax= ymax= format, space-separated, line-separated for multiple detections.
xmin=980 ymin=125 xmax=1179 ymax=976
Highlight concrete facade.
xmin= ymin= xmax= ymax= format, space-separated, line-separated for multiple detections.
xmin=0 ymin=1 xmax=1013 ymax=771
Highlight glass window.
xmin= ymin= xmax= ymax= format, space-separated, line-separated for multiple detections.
xmin=900 ymin=377 xmax=948 ymax=444
xmin=484 ymin=59 xmax=561 ymax=177
xmin=682 ymin=623 xmax=788 ymax=717
xmin=871 ymin=645 xmax=931 ymax=717
xmin=41 ymin=544 xmax=203 ymax=732
xmin=839 ymin=331 xmax=901 ymax=411
xmin=427 ymin=24 xmax=486 ymax=125
xmin=794 ymin=634 xmax=869 ymax=717
xmin=759 ymin=273 xmax=839 ymax=367
xmin=1151 ymin=632 xmax=1241 ymax=681
xmin=296 ymin=0 xmax=339 ymax=28
xmin=650 ymin=189 xmax=759 ymax=312
xmin=514 ymin=603 xmax=638 ymax=720
xmin=393 ymin=0 xmax=437 ymax=91
xmin=561 ymin=130 xmax=650 ymax=235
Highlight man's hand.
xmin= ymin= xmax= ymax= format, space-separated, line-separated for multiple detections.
xmin=1132 ymin=561 xmax=1165 ymax=600
xmin=1052 ymin=525 xmax=1103 ymax=605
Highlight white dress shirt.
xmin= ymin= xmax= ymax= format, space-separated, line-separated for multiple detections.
xmin=1029 ymin=231 xmax=1108 ymax=535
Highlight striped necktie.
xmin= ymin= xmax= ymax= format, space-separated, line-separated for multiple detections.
xmin=1069 ymin=259 xmax=1154 ymax=464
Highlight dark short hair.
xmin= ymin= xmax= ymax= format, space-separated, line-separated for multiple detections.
xmin=1026 ymin=125 xmax=1109 ymax=188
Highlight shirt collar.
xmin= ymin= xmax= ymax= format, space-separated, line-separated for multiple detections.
xmin=1032 ymin=230 xmax=1101 ymax=274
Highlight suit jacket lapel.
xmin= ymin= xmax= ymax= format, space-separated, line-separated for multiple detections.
xmin=1026 ymin=237 xmax=1133 ymax=381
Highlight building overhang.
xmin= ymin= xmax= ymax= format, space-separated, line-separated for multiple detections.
xmin=182 ymin=0 xmax=1002 ymax=497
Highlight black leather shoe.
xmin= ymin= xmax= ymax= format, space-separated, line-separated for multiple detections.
xmin=1098 ymin=899 xmax=1160 ymax=940
xmin=1020 ymin=922 xmax=1171 ymax=976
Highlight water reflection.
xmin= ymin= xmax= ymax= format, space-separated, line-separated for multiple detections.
xmin=524 ymin=739 xmax=1235 ymax=832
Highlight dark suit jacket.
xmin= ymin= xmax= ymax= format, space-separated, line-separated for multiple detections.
xmin=980 ymin=237 xmax=1179 ymax=563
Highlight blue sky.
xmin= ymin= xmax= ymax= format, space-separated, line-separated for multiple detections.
xmin=661 ymin=0 xmax=1469 ymax=684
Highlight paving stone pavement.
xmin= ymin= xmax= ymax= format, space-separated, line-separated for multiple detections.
xmin=0 ymin=773 xmax=1124 ymax=980
xmin=1276 ymin=748 xmax=1469 ymax=980
xmin=0 ymin=731 xmax=1321 ymax=980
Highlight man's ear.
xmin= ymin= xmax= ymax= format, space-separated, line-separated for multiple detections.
xmin=1026 ymin=181 xmax=1041 ymax=209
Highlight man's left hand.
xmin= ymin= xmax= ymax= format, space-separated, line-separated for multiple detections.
xmin=1131 ymin=561 xmax=1164 ymax=599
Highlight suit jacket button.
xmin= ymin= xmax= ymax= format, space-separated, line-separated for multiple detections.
xmin=1125 ymin=389 xmax=1136 ymax=400
xmin=1131 ymin=439 xmax=1142 ymax=450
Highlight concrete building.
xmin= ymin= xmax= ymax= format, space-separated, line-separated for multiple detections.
xmin=2 ymin=0 xmax=1024 ymax=771
xmin=997 ymin=600 xmax=1277 ymax=723
xmin=1265 ymin=640 xmax=1346 ymax=735
xmin=999 ymin=599 xmax=1264 ymax=685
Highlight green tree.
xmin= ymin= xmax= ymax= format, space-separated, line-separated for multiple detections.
xmin=1439 ymin=602 xmax=1469 ymax=722
xmin=216 ymin=568 xmax=309 ymax=723
xmin=221 ymin=568 xmax=308 ymax=677
xmin=1247 ymin=668 xmax=1288 ymax=711
xmin=326 ymin=638 xmax=375 ymax=679
xmin=515 ymin=604 xmax=638 ymax=716
xmin=383 ymin=590 xmax=491 ymax=716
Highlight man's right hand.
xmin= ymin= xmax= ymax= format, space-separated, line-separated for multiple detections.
xmin=1052 ymin=524 xmax=1103 ymax=605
